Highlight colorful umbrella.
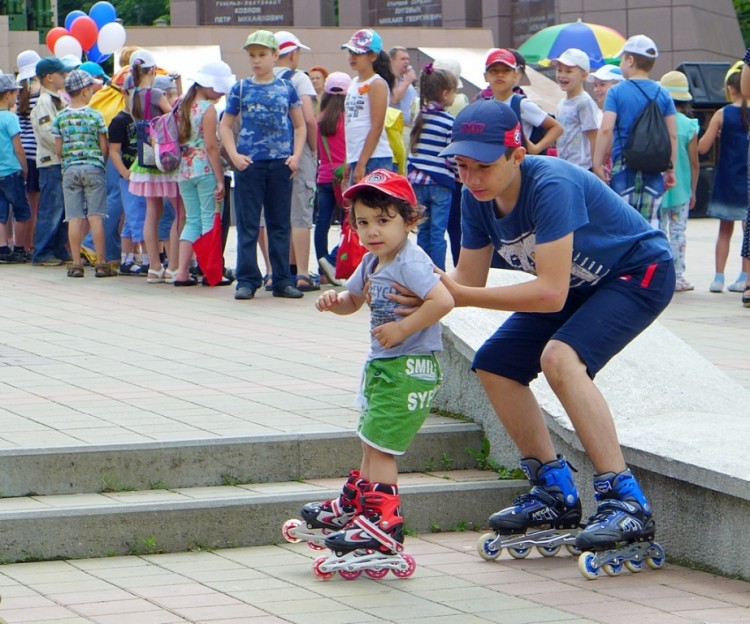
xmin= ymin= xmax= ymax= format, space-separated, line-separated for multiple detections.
xmin=193 ymin=203 xmax=224 ymax=286
xmin=518 ymin=19 xmax=626 ymax=70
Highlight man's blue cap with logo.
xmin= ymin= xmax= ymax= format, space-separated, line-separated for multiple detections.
xmin=440 ymin=99 xmax=523 ymax=163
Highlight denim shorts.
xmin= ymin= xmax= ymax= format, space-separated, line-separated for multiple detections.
xmin=0 ymin=170 xmax=32 ymax=223
xmin=62 ymin=164 xmax=107 ymax=220
xmin=473 ymin=260 xmax=676 ymax=384
xmin=359 ymin=354 xmax=441 ymax=455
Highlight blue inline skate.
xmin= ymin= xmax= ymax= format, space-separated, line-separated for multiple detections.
xmin=477 ymin=456 xmax=583 ymax=561
xmin=282 ymin=470 xmax=365 ymax=550
xmin=575 ymin=469 xmax=665 ymax=579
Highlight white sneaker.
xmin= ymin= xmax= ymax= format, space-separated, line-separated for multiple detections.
xmin=675 ymin=277 xmax=695 ymax=292
xmin=318 ymin=257 xmax=343 ymax=287
xmin=728 ymin=279 xmax=746 ymax=292
xmin=709 ymin=278 xmax=724 ymax=293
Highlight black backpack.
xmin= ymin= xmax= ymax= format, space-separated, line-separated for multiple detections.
xmin=619 ymin=81 xmax=672 ymax=173
xmin=509 ymin=93 xmax=551 ymax=155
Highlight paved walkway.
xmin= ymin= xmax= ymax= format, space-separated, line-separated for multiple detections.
xmin=0 ymin=218 xmax=748 ymax=623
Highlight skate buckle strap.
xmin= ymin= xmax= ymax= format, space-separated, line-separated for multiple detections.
xmin=523 ymin=486 xmax=560 ymax=508
xmin=353 ymin=515 xmax=404 ymax=552
xmin=330 ymin=497 xmax=344 ymax=516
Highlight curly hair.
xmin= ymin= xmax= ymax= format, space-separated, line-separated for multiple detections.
xmin=347 ymin=186 xmax=425 ymax=229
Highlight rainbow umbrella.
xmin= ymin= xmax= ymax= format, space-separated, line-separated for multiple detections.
xmin=518 ymin=19 xmax=626 ymax=70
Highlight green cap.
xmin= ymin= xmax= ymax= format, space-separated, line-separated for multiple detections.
xmin=243 ymin=30 xmax=278 ymax=50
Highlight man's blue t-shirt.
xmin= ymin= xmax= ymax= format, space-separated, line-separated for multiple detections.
xmin=461 ymin=156 xmax=672 ymax=289
xmin=224 ymin=77 xmax=300 ymax=161
xmin=604 ymin=79 xmax=676 ymax=162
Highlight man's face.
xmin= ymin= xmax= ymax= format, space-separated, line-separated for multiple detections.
xmin=393 ymin=50 xmax=410 ymax=76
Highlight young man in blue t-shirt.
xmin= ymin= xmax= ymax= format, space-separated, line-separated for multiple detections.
xmin=433 ymin=99 xmax=675 ymax=569
xmin=592 ymin=35 xmax=677 ymax=228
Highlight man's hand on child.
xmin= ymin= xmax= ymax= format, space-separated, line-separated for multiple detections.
xmin=386 ymin=281 xmax=421 ymax=316
xmin=315 ymin=289 xmax=341 ymax=312
xmin=372 ymin=321 xmax=406 ymax=349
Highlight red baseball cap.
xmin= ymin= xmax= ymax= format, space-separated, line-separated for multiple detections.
xmin=343 ymin=169 xmax=417 ymax=207
xmin=485 ymin=48 xmax=518 ymax=71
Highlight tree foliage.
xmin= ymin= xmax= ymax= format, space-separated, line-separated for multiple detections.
xmin=57 ymin=0 xmax=170 ymax=27
xmin=735 ymin=0 xmax=750 ymax=46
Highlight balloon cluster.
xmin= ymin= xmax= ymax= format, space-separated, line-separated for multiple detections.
xmin=45 ymin=2 xmax=127 ymax=64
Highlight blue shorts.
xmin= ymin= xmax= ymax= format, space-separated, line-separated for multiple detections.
xmin=0 ymin=171 xmax=32 ymax=223
xmin=473 ymin=260 xmax=675 ymax=384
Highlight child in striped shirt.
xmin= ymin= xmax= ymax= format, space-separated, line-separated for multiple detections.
xmin=407 ymin=65 xmax=458 ymax=270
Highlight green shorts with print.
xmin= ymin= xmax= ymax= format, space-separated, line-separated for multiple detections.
xmin=358 ymin=354 xmax=442 ymax=455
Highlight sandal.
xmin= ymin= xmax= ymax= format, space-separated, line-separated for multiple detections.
xmin=147 ymin=267 xmax=166 ymax=283
xmin=67 ymin=264 xmax=84 ymax=278
xmin=296 ymin=274 xmax=321 ymax=292
xmin=743 ymin=288 xmax=750 ymax=308
xmin=95 ymin=264 xmax=117 ymax=278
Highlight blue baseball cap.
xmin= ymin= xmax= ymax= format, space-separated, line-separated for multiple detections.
xmin=79 ymin=61 xmax=110 ymax=82
xmin=440 ymin=99 xmax=523 ymax=163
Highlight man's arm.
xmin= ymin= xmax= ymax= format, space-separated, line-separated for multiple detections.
xmin=391 ymin=70 xmax=416 ymax=104
xmin=443 ymin=234 xmax=573 ymax=313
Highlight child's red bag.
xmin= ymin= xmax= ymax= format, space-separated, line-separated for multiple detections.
xmin=335 ymin=213 xmax=366 ymax=280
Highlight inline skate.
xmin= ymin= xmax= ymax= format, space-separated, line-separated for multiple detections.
xmin=575 ymin=469 xmax=665 ymax=579
xmin=312 ymin=484 xmax=417 ymax=580
xmin=282 ymin=470 xmax=366 ymax=550
xmin=477 ymin=456 xmax=582 ymax=561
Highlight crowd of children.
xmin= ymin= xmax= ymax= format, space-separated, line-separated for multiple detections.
xmin=2 ymin=30 xmax=748 ymax=304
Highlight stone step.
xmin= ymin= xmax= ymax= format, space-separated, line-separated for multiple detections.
xmin=0 ymin=420 xmax=485 ymax=497
xmin=0 ymin=471 xmax=527 ymax=563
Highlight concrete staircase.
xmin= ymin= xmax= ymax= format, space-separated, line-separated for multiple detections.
xmin=0 ymin=419 xmax=526 ymax=563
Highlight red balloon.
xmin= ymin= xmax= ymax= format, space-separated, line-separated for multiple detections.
xmin=70 ymin=16 xmax=99 ymax=51
xmin=46 ymin=27 xmax=69 ymax=53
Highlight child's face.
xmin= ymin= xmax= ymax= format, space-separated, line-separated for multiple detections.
xmin=45 ymin=71 xmax=66 ymax=92
xmin=556 ymin=64 xmax=587 ymax=94
xmin=442 ymin=88 xmax=457 ymax=107
xmin=593 ymin=79 xmax=615 ymax=108
xmin=484 ymin=63 xmax=517 ymax=99
xmin=352 ymin=201 xmax=412 ymax=263
xmin=348 ymin=50 xmax=375 ymax=73
xmin=246 ymin=45 xmax=278 ymax=77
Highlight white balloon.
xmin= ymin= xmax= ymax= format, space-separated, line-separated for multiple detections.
xmin=54 ymin=35 xmax=83 ymax=60
xmin=97 ymin=22 xmax=127 ymax=55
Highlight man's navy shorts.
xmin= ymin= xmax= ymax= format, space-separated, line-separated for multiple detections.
xmin=472 ymin=260 xmax=675 ymax=384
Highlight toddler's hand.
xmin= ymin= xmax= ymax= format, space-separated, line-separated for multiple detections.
xmin=316 ymin=289 xmax=341 ymax=311
xmin=372 ymin=321 xmax=406 ymax=350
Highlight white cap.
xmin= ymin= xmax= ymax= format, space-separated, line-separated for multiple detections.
xmin=551 ymin=48 xmax=590 ymax=72
xmin=433 ymin=57 xmax=463 ymax=88
xmin=130 ymin=49 xmax=157 ymax=69
xmin=586 ymin=64 xmax=624 ymax=83
xmin=616 ymin=34 xmax=658 ymax=60
xmin=191 ymin=60 xmax=236 ymax=95
xmin=59 ymin=54 xmax=82 ymax=69
xmin=274 ymin=31 xmax=310 ymax=56
xmin=16 ymin=50 xmax=42 ymax=83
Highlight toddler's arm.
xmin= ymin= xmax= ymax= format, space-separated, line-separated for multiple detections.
xmin=372 ymin=280 xmax=453 ymax=349
xmin=315 ymin=289 xmax=365 ymax=316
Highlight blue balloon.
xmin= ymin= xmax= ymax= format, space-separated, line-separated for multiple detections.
xmin=64 ymin=10 xmax=86 ymax=31
xmin=86 ymin=42 xmax=111 ymax=65
xmin=89 ymin=1 xmax=117 ymax=30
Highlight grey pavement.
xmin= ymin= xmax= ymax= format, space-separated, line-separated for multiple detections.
xmin=0 ymin=218 xmax=748 ymax=623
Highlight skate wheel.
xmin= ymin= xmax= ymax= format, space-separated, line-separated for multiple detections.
xmin=281 ymin=518 xmax=302 ymax=543
xmin=365 ymin=567 xmax=389 ymax=579
xmin=536 ymin=544 xmax=561 ymax=557
xmin=392 ymin=553 xmax=417 ymax=578
xmin=602 ymin=560 xmax=624 ymax=577
xmin=312 ymin=555 xmax=334 ymax=580
xmin=508 ymin=545 xmax=531 ymax=559
xmin=624 ymin=559 xmax=644 ymax=573
xmin=477 ymin=532 xmax=502 ymax=561
xmin=565 ymin=544 xmax=582 ymax=556
xmin=645 ymin=543 xmax=665 ymax=569
xmin=578 ymin=551 xmax=600 ymax=580
xmin=338 ymin=569 xmax=362 ymax=580
xmin=307 ymin=541 xmax=325 ymax=551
